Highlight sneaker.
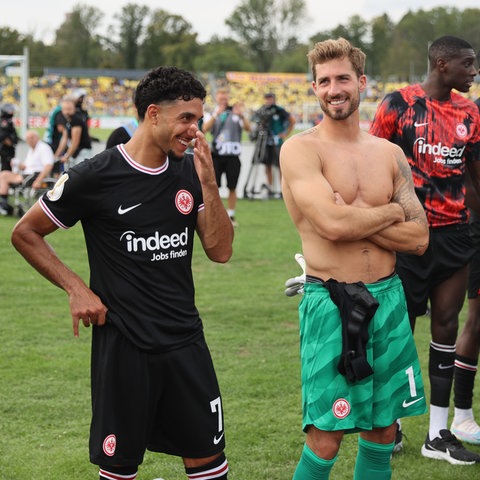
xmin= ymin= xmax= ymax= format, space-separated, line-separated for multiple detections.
xmin=421 ymin=429 xmax=480 ymax=465
xmin=392 ymin=422 xmax=403 ymax=454
xmin=0 ymin=199 xmax=12 ymax=216
xmin=451 ymin=418 xmax=480 ymax=445
xmin=229 ymin=216 xmax=238 ymax=228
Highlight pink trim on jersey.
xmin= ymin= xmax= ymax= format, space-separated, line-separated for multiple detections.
xmin=117 ymin=144 xmax=169 ymax=175
xmin=198 ymin=203 xmax=205 ymax=212
xmin=39 ymin=197 xmax=69 ymax=230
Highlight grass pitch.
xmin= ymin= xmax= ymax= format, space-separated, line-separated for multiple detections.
xmin=0 ymin=198 xmax=479 ymax=479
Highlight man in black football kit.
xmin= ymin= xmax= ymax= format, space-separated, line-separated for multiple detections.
xmin=11 ymin=67 xmax=234 ymax=480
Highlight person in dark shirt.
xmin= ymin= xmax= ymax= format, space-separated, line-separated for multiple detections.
xmin=105 ymin=118 xmax=138 ymax=149
xmin=54 ymin=97 xmax=92 ymax=169
xmin=252 ymin=92 xmax=295 ymax=196
xmin=450 ymin=95 xmax=480 ymax=447
xmin=370 ymin=35 xmax=480 ymax=464
xmin=0 ymin=103 xmax=18 ymax=171
xmin=11 ymin=66 xmax=234 ymax=480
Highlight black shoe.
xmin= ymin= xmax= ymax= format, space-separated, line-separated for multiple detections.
xmin=0 ymin=199 xmax=11 ymax=216
xmin=421 ymin=429 xmax=480 ymax=465
xmin=392 ymin=423 xmax=403 ymax=454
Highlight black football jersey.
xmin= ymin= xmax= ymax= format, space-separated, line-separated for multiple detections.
xmin=40 ymin=144 xmax=205 ymax=351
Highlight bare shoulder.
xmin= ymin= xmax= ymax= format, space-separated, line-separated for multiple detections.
xmin=280 ymin=126 xmax=323 ymax=177
xmin=365 ymin=131 xmax=406 ymax=161
xmin=367 ymin=130 xmax=402 ymax=149
xmin=282 ymin=126 xmax=320 ymax=157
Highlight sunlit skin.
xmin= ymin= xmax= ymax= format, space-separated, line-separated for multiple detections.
xmin=281 ymin=55 xmax=429 ymax=458
xmin=312 ymin=58 xmax=364 ymax=121
xmin=125 ymin=98 xmax=204 ymax=166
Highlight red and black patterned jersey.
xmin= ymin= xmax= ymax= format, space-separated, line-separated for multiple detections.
xmin=40 ymin=145 xmax=205 ymax=352
xmin=370 ymin=84 xmax=480 ymax=227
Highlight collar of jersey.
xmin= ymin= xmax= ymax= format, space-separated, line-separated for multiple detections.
xmin=117 ymin=144 xmax=169 ymax=175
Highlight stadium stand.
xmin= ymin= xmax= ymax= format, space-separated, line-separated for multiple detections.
xmin=1 ymin=70 xmax=479 ymax=130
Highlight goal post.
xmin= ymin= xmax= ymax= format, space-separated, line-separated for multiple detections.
xmin=0 ymin=47 xmax=29 ymax=139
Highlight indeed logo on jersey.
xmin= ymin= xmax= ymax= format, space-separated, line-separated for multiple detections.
xmin=120 ymin=227 xmax=189 ymax=262
xmin=414 ymin=137 xmax=465 ymax=165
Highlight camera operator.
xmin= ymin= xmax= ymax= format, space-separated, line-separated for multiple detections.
xmin=252 ymin=92 xmax=295 ymax=197
xmin=0 ymin=103 xmax=19 ymax=171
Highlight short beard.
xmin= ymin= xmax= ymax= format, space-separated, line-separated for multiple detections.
xmin=319 ymin=96 xmax=360 ymax=121
xmin=167 ymin=150 xmax=185 ymax=163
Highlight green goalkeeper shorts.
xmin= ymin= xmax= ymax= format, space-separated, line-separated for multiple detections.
xmin=298 ymin=274 xmax=427 ymax=433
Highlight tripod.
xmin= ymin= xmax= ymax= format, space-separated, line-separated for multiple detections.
xmin=243 ymin=128 xmax=271 ymax=200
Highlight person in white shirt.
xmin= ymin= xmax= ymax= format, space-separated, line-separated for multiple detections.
xmin=0 ymin=129 xmax=54 ymax=215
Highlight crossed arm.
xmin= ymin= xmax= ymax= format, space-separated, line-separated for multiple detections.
xmin=368 ymin=146 xmax=428 ymax=255
xmin=280 ymin=136 xmax=428 ymax=255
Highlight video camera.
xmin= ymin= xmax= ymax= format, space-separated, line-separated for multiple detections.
xmin=249 ymin=105 xmax=276 ymax=141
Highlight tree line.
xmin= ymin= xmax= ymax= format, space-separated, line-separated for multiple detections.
xmin=0 ymin=0 xmax=479 ymax=82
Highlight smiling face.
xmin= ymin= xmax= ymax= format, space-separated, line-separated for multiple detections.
xmin=312 ymin=57 xmax=366 ymax=121
xmin=149 ymin=97 xmax=204 ymax=162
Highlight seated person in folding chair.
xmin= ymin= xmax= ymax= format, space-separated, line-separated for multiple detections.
xmin=0 ymin=130 xmax=54 ymax=215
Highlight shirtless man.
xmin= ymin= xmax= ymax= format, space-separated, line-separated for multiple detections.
xmin=280 ymin=38 xmax=429 ymax=480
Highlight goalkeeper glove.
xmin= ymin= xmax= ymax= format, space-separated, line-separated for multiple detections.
xmin=284 ymin=253 xmax=306 ymax=297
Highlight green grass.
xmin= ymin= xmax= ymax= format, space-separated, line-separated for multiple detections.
xmin=0 ymin=199 xmax=479 ymax=479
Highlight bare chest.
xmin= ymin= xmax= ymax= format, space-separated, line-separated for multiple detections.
xmin=321 ymin=148 xmax=394 ymax=206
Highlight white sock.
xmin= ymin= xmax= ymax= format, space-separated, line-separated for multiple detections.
xmin=227 ymin=209 xmax=235 ymax=217
xmin=429 ymin=405 xmax=449 ymax=439
xmin=453 ymin=407 xmax=474 ymax=424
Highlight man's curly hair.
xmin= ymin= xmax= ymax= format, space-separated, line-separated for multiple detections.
xmin=134 ymin=66 xmax=206 ymax=120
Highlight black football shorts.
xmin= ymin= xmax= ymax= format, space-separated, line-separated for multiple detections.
xmin=89 ymin=323 xmax=226 ymax=466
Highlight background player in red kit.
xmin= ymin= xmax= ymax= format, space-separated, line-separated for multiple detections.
xmin=370 ymin=35 xmax=480 ymax=464
xmin=11 ymin=66 xmax=234 ymax=480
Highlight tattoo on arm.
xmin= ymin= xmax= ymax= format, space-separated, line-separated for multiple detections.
xmin=392 ymin=150 xmax=428 ymax=230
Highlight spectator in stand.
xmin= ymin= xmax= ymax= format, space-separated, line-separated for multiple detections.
xmin=55 ymin=97 xmax=92 ymax=170
xmin=0 ymin=129 xmax=54 ymax=215
xmin=0 ymin=103 xmax=19 ymax=171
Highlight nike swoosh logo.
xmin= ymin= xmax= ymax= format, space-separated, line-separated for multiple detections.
xmin=438 ymin=364 xmax=454 ymax=369
xmin=402 ymin=396 xmax=424 ymax=408
xmin=213 ymin=432 xmax=225 ymax=445
xmin=414 ymin=121 xmax=429 ymax=127
xmin=118 ymin=203 xmax=142 ymax=215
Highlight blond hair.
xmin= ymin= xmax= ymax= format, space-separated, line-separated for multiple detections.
xmin=307 ymin=37 xmax=366 ymax=81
